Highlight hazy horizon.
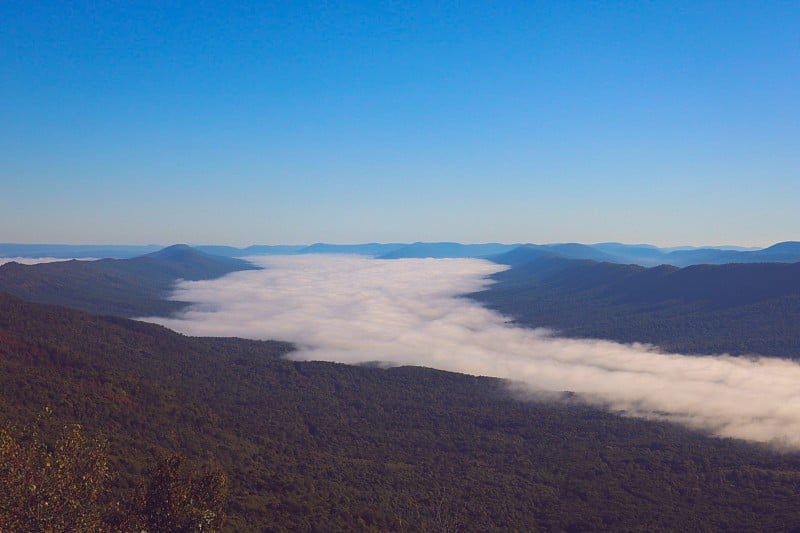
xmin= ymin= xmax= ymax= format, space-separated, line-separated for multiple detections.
xmin=0 ymin=239 xmax=779 ymax=250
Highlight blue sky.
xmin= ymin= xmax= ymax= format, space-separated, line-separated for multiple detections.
xmin=2 ymin=1 xmax=798 ymax=247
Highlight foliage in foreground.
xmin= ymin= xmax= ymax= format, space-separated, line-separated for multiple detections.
xmin=0 ymin=415 xmax=227 ymax=532
xmin=0 ymin=414 xmax=108 ymax=531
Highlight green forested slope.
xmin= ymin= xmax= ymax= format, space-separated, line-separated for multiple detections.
xmin=2 ymin=293 xmax=800 ymax=530
xmin=0 ymin=244 xmax=257 ymax=317
xmin=475 ymin=255 xmax=800 ymax=357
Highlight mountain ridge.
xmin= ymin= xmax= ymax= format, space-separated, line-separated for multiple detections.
xmin=0 ymin=245 xmax=257 ymax=317
xmin=5 ymin=240 xmax=800 ymax=266
xmin=474 ymin=253 xmax=800 ymax=357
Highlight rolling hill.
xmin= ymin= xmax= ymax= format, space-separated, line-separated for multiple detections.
xmin=0 ymin=244 xmax=257 ymax=317
xmin=475 ymin=251 xmax=800 ymax=357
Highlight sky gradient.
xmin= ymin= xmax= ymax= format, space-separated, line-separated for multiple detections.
xmin=2 ymin=1 xmax=798 ymax=247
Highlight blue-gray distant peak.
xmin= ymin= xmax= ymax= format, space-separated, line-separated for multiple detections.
xmin=145 ymin=244 xmax=196 ymax=260
xmin=761 ymin=241 xmax=800 ymax=253
xmin=379 ymin=242 xmax=517 ymax=259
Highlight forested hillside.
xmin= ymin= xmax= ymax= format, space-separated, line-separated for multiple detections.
xmin=3 ymin=293 xmax=800 ymax=530
xmin=475 ymin=253 xmax=800 ymax=358
xmin=0 ymin=244 xmax=257 ymax=317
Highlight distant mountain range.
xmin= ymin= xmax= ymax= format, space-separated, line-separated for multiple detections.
xmin=378 ymin=242 xmax=515 ymax=259
xmin=5 ymin=240 xmax=800 ymax=266
xmin=486 ymin=241 xmax=800 ymax=267
xmin=0 ymin=244 xmax=257 ymax=317
xmin=2 ymin=241 xmax=799 ymax=356
xmin=473 ymin=251 xmax=800 ymax=358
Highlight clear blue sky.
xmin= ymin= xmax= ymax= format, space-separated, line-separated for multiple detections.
xmin=2 ymin=1 xmax=798 ymax=247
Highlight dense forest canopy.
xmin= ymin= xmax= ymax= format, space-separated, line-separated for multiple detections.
xmin=474 ymin=253 xmax=800 ymax=358
xmin=2 ymin=293 xmax=800 ymax=530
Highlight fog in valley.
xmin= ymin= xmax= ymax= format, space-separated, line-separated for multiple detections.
xmin=146 ymin=255 xmax=800 ymax=449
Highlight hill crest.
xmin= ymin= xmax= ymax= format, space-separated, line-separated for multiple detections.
xmin=0 ymin=245 xmax=257 ymax=317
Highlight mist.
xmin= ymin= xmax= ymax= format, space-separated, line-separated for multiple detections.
xmin=146 ymin=255 xmax=800 ymax=448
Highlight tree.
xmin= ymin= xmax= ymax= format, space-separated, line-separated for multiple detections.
xmin=0 ymin=415 xmax=109 ymax=531
xmin=0 ymin=413 xmax=228 ymax=532
xmin=138 ymin=454 xmax=228 ymax=532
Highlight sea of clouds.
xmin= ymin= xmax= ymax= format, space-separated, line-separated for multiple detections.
xmin=145 ymin=255 xmax=800 ymax=449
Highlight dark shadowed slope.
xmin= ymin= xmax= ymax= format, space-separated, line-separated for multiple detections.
xmin=3 ymin=293 xmax=800 ymax=531
xmin=474 ymin=251 xmax=800 ymax=357
xmin=0 ymin=244 xmax=257 ymax=317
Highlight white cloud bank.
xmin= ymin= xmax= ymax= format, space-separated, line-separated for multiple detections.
xmin=145 ymin=255 xmax=800 ymax=448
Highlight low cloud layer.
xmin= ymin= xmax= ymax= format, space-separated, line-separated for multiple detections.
xmin=147 ymin=255 xmax=800 ymax=448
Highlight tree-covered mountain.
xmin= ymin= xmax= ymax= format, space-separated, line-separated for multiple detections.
xmin=475 ymin=252 xmax=800 ymax=357
xmin=659 ymin=241 xmax=800 ymax=267
xmin=0 ymin=245 xmax=257 ymax=318
xmin=3 ymin=293 xmax=800 ymax=531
